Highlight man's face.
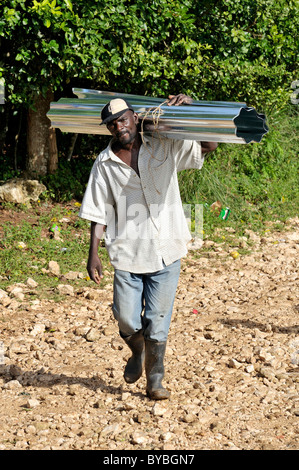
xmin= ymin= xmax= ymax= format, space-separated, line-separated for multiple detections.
xmin=106 ymin=110 xmax=138 ymax=146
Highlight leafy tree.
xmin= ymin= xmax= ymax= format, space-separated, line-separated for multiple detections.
xmin=189 ymin=0 xmax=298 ymax=108
xmin=0 ymin=0 xmax=297 ymax=176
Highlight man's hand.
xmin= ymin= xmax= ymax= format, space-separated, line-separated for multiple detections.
xmin=87 ymin=252 xmax=103 ymax=284
xmin=168 ymin=94 xmax=193 ymax=106
xmin=201 ymin=141 xmax=218 ymax=155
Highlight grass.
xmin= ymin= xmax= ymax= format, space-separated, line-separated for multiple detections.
xmin=0 ymin=201 xmax=112 ymax=300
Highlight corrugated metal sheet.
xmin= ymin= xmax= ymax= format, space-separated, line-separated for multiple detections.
xmin=47 ymin=88 xmax=268 ymax=144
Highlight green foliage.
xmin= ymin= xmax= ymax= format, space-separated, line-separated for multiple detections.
xmin=0 ymin=0 xmax=297 ymax=108
xmin=40 ymin=154 xmax=95 ymax=201
xmin=0 ymin=153 xmax=21 ymax=180
xmin=0 ymin=201 xmax=111 ymax=296
xmin=178 ymin=104 xmax=299 ymax=234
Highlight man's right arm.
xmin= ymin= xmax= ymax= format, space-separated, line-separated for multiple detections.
xmin=87 ymin=222 xmax=106 ymax=284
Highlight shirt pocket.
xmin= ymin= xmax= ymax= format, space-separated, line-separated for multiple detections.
xmin=148 ymin=159 xmax=175 ymax=197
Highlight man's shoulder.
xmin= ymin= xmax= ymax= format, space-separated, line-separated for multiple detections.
xmin=93 ymin=144 xmax=112 ymax=166
xmin=141 ymin=134 xmax=177 ymax=154
xmin=143 ymin=134 xmax=194 ymax=147
xmin=88 ymin=146 xmax=111 ymax=182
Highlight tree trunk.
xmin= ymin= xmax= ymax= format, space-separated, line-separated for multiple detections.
xmin=14 ymin=109 xmax=23 ymax=172
xmin=26 ymin=88 xmax=58 ymax=177
xmin=0 ymin=105 xmax=9 ymax=155
xmin=67 ymin=133 xmax=78 ymax=161
xmin=48 ymin=126 xmax=58 ymax=174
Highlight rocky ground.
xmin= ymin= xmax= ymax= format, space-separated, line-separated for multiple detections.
xmin=0 ymin=217 xmax=298 ymax=451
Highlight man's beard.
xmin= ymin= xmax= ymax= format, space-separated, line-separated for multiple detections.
xmin=117 ymin=129 xmax=137 ymax=145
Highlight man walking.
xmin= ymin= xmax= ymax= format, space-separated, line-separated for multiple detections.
xmin=79 ymin=93 xmax=217 ymax=399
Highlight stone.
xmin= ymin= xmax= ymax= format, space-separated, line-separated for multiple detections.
xmin=10 ymin=286 xmax=24 ymax=298
xmin=131 ymin=432 xmax=147 ymax=445
xmin=57 ymin=284 xmax=74 ymax=296
xmin=257 ymin=348 xmax=274 ymax=362
xmin=8 ymin=341 xmax=30 ymax=355
xmin=103 ymin=326 xmax=115 ymax=336
xmin=26 ymin=278 xmax=38 ymax=288
xmin=228 ymin=358 xmax=242 ymax=369
xmin=286 ymin=232 xmax=299 ymax=242
xmin=26 ymin=398 xmax=40 ymax=408
xmin=74 ymin=326 xmax=91 ymax=337
xmin=64 ymin=271 xmax=79 ymax=280
xmin=0 ymin=289 xmax=11 ymax=307
xmin=26 ymin=425 xmax=37 ymax=434
xmin=160 ymin=432 xmax=174 ymax=442
xmin=258 ymin=366 xmax=276 ymax=381
xmin=85 ymin=328 xmax=101 ymax=342
xmin=0 ymin=178 xmax=46 ymax=204
xmin=68 ymin=384 xmax=81 ymax=396
xmin=100 ymin=423 xmax=120 ymax=437
xmin=151 ymin=403 xmax=168 ymax=417
xmin=3 ymin=380 xmax=23 ymax=390
xmin=182 ymin=412 xmax=197 ymax=423
xmin=48 ymin=261 xmax=60 ymax=276
xmin=30 ymin=323 xmax=46 ymax=336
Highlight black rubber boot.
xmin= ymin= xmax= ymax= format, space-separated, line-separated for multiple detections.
xmin=123 ymin=330 xmax=145 ymax=384
xmin=145 ymin=340 xmax=170 ymax=400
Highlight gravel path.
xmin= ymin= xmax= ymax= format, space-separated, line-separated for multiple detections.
xmin=0 ymin=218 xmax=298 ymax=450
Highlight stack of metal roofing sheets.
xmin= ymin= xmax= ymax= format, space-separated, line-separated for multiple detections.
xmin=47 ymin=88 xmax=268 ymax=144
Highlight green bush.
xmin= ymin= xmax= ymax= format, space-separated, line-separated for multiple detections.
xmin=0 ymin=153 xmax=21 ymax=181
xmin=40 ymin=155 xmax=94 ymax=202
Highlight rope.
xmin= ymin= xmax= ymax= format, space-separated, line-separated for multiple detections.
xmin=138 ymin=100 xmax=169 ymax=194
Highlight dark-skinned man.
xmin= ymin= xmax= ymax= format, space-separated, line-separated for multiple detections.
xmin=79 ymin=93 xmax=217 ymax=400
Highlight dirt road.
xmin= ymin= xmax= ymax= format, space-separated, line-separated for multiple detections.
xmin=0 ymin=217 xmax=298 ymax=450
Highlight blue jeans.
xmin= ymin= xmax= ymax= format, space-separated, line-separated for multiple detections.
xmin=112 ymin=259 xmax=181 ymax=342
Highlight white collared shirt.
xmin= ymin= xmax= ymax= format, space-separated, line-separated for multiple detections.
xmin=79 ymin=135 xmax=204 ymax=273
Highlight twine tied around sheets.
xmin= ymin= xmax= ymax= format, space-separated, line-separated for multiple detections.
xmin=138 ymin=100 xmax=169 ymax=195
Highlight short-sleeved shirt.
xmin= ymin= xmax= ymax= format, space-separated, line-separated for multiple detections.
xmin=79 ymin=135 xmax=204 ymax=273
